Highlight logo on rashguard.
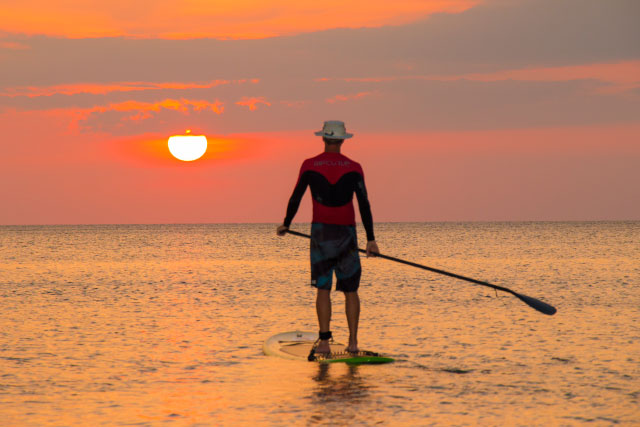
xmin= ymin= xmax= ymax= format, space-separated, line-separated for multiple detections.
xmin=313 ymin=160 xmax=351 ymax=167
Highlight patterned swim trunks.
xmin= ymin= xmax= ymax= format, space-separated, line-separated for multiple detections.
xmin=310 ymin=223 xmax=361 ymax=292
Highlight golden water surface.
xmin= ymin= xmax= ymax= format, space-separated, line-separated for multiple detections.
xmin=1 ymin=223 xmax=638 ymax=425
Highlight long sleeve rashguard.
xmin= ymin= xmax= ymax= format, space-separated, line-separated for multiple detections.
xmin=283 ymin=152 xmax=375 ymax=242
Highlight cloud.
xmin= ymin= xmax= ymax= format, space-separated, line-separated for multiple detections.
xmin=0 ymin=79 xmax=258 ymax=98
xmin=326 ymin=92 xmax=376 ymax=103
xmin=440 ymin=61 xmax=640 ymax=96
xmin=0 ymin=41 xmax=30 ymax=50
xmin=1 ymin=0 xmax=638 ymax=135
xmin=100 ymin=98 xmax=224 ymax=115
xmin=316 ymin=61 xmax=640 ymax=94
xmin=0 ymin=0 xmax=478 ymax=39
xmin=235 ymin=96 xmax=271 ymax=111
xmin=5 ymin=76 xmax=639 ymax=136
xmin=73 ymin=98 xmax=224 ymax=133
xmin=2 ymin=0 xmax=638 ymax=90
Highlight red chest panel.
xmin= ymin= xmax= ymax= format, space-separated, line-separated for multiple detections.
xmin=299 ymin=153 xmax=363 ymax=225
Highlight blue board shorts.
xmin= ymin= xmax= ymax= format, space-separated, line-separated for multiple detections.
xmin=310 ymin=223 xmax=361 ymax=292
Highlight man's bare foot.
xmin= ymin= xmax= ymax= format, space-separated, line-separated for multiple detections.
xmin=346 ymin=341 xmax=359 ymax=353
xmin=315 ymin=339 xmax=331 ymax=354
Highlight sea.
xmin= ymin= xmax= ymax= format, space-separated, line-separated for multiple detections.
xmin=1 ymin=222 xmax=638 ymax=426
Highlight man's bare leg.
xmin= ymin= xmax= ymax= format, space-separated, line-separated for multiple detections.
xmin=345 ymin=291 xmax=360 ymax=352
xmin=316 ymin=289 xmax=331 ymax=353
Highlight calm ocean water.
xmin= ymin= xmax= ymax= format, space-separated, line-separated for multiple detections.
xmin=1 ymin=222 xmax=638 ymax=426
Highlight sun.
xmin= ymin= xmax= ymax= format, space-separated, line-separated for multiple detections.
xmin=168 ymin=130 xmax=207 ymax=161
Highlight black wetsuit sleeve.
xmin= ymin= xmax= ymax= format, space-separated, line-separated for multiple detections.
xmin=283 ymin=171 xmax=309 ymax=227
xmin=355 ymin=175 xmax=375 ymax=241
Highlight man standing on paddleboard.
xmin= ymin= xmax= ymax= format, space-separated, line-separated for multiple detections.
xmin=277 ymin=120 xmax=379 ymax=355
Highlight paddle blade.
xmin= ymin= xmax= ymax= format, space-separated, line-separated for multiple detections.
xmin=514 ymin=292 xmax=557 ymax=315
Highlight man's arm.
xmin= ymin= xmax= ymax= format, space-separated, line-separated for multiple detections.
xmin=354 ymin=175 xmax=375 ymax=243
xmin=282 ymin=170 xmax=309 ymax=228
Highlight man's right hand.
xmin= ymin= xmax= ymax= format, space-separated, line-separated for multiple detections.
xmin=366 ymin=241 xmax=379 ymax=257
xmin=276 ymin=225 xmax=288 ymax=236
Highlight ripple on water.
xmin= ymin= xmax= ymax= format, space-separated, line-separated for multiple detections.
xmin=0 ymin=222 xmax=638 ymax=425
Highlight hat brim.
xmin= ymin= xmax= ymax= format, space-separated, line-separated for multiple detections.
xmin=314 ymin=131 xmax=353 ymax=139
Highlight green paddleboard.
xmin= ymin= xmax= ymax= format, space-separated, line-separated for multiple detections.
xmin=263 ymin=331 xmax=394 ymax=365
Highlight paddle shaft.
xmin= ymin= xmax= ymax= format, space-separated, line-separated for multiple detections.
xmin=284 ymin=229 xmax=556 ymax=315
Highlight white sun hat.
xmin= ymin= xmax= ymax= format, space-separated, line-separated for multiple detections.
xmin=314 ymin=120 xmax=353 ymax=139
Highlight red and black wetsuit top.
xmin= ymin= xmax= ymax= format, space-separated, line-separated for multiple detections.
xmin=283 ymin=152 xmax=375 ymax=241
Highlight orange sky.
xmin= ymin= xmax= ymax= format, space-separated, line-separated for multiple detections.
xmin=0 ymin=0 xmax=478 ymax=39
xmin=1 ymin=0 xmax=639 ymax=224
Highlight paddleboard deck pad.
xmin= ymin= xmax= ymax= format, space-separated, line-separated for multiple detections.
xmin=263 ymin=331 xmax=394 ymax=365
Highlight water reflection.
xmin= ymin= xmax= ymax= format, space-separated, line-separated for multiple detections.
xmin=308 ymin=364 xmax=372 ymax=424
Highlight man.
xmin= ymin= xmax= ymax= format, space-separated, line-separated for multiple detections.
xmin=277 ymin=120 xmax=379 ymax=355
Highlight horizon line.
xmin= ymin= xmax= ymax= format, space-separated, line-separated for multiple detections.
xmin=1 ymin=219 xmax=638 ymax=227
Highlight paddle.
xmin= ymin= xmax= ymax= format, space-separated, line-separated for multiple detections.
xmin=285 ymin=229 xmax=557 ymax=316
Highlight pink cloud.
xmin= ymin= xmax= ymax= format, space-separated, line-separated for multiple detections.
xmin=0 ymin=41 xmax=31 ymax=50
xmin=0 ymin=79 xmax=258 ymax=98
xmin=235 ymin=96 xmax=271 ymax=111
xmin=317 ymin=61 xmax=640 ymax=93
xmin=63 ymin=98 xmax=225 ymax=132
xmin=326 ymin=91 xmax=375 ymax=104
xmin=99 ymin=98 xmax=223 ymax=116
xmin=456 ymin=61 xmax=640 ymax=93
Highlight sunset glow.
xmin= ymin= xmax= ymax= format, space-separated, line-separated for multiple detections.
xmin=0 ymin=0 xmax=478 ymax=39
xmin=1 ymin=0 xmax=638 ymax=224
